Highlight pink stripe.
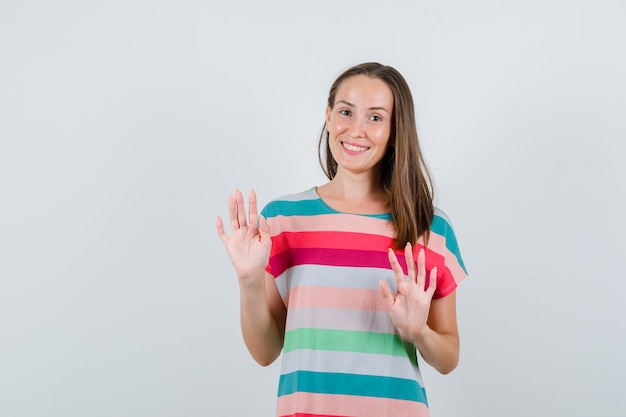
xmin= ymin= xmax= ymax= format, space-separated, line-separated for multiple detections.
xmin=268 ymin=214 xmax=396 ymax=237
xmin=269 ymin=248 xmax=391 ymax=277
xmin=425 ymin=232 xmax=466 ymax=282
xmin=281 ymin=414 xmax=349 ymax=417
xmin=277 ymin=392 xmax=430 ymax=417
xmin=271 ymin=244 xmax=438 ymax=274
xmin=287 ymin=286 xmax=388 ymax=312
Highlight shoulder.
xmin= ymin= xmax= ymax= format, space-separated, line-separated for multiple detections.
xmin=429 ymin=206 xmax=468 ymax=275
xmin=430 ymin=207 xmax=464 ymax=259
xmin=431 ymin=207 xmax=457 ymax=235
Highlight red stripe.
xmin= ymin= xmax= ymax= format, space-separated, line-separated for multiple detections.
xmin=271 ymin=231 xmax=395 ymax=253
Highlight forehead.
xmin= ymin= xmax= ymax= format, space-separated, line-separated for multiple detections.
xmin=334 ymin=75 xmax=394 ymax=108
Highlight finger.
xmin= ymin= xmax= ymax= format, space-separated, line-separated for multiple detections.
xmin=216 ymin=215 xmax=227 ymax=240
xmin=387 ymin=248 xmax=402 ymax=274
xmin=234 ymin=188 xmax=248 ymax=228
xmin=227 ymin=194 xmax=239 ymax=231
xmin=387 ymin=248 xmax=406 ymax=289
xmin=404 ymin=242 xmax=416 ymax=283
xmin=426 ymin=266 xmax=438 ymax=296
xmin=248 ymin=189 xmax=259 ymax=230
xmin=258 ymin=214 xmax=272 ymax=246
xmin=416 ymin=248 xmax=426 ymax=287
xmin=379 ymin=279 xmax=395 ymax=309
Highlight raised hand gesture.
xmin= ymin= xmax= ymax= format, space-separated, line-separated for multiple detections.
xmin=216 ymin=189 xmax=272 ymax=281
xmin=380 ymin=243 xmax=437 ymax=342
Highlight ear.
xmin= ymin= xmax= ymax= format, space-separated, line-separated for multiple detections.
xmin=325 ymin=106 xmax=332 ymax=125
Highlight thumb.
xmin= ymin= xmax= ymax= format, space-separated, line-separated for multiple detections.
xmin=258 ymin=215 xmax=272 ymax=244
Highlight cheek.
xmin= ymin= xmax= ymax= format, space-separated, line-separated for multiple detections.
xmin=326 ymin=119 xmax=334 ymax=132
xmin=328 ymin=115 xmax=349 ymax=135
xmin=374 ymin=126 xmax=392 ymax=145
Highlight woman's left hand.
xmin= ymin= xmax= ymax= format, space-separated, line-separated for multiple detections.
xmin=380 ymin=243 xmax=437 ymax=341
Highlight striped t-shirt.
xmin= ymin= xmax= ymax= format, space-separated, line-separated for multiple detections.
xmin=261 ymin=188 xmax=468 ymax=417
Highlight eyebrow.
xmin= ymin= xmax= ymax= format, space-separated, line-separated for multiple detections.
xmin=336 ymin=100 xmax=391 ymax=114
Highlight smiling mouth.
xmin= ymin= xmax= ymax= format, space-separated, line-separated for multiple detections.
xmin=342 ymin=142 xmax=369 ymax=153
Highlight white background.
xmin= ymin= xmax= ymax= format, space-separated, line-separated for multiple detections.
xmin=1 ymin=1 xmax=625 ymax=416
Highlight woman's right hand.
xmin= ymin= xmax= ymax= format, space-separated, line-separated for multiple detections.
xmin=217 ymin=189 xmax=285 ymax=365
xmin=216 ymin=188 xmax=272 ymax=281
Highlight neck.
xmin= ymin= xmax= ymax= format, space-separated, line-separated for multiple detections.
xmin=332 ymin=171 xmax=384 ymax=199
xmin=317 ymin=169 xmax=389 ymax=214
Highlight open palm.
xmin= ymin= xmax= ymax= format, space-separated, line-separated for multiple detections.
xmin=216 ymin=189 xmax=272 ymax=280
xmin=380 ymin=243 xmax=437 ymax=340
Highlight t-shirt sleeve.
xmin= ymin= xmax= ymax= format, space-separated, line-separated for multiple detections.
xmin=428 ymin=210 xmax=468 ymax=299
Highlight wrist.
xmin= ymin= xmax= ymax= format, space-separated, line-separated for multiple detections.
xmin=237 ymin=271 xmax=266 ymax=291
xmin=402 ymin=325 xmax=433 ymax=347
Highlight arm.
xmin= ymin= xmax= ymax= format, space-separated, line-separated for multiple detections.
xmin=409 ymin=291 xmax=459 ymax=374
xmin=238 ymin=271 xmax=286 ymax=366
xmin=380 ymin=243 xmax=460 ymax=374
xmin=216 ymin=189 xmax=287 ymax=366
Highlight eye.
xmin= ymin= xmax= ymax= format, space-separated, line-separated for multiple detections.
xmin=370 ymin=115 xmax=382 ymax=122
xmin=339 ymin=109 xmax=351 ymax=116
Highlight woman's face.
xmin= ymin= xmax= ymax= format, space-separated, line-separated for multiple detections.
xmin=325 ymin=75 xmax=394 ymax=178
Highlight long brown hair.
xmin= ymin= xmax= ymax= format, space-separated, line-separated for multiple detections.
xmin=318 ymin=62 xmax=434 ymax=249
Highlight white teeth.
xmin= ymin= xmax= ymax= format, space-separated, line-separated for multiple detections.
xmin=343 ymin=142 xmax=368 ymax=152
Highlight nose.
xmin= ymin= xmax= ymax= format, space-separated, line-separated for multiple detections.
xmin=349 ymin=116 xmax=366 ymax=138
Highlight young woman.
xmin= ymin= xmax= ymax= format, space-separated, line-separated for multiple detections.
xmin=216 ymin=62 xmax=468 ymax=417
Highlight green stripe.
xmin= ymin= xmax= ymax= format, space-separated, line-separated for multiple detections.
xmin=278 ymin=370 xmax=428 ymax=404
xmin=283 ymin=328 xmax=414 ymax=359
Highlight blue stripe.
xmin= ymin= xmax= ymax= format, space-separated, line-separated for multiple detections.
xmin=277 ymin=370 xmax=428 ymax=404
xmin=261 ymin=198 xmax=392 ymax=220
